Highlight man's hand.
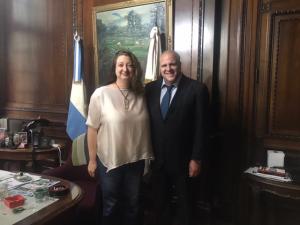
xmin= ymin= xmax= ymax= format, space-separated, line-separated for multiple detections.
xmin=189 ymin=160 xmax=201 ymax=177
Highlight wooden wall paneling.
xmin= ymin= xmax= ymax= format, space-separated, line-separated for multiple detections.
xmin=74 ymin=0 xmax=84 ymax=36
xmin=74 ymin=0 xmax=97 ymax=98
xmin=210 ymin=0 xmax=231 ymax=213
xmin=2 ymin=0 xmax=73 ymax=125
xmin=218 ymin=0 xmax=230 ymax=127
xmin=174 ymin=0 xmax=194 ymax=77
xmin=216 ymin=0 xmax=246 ymax=216
xmin=0 ymin=2 xmax=6 ymax=112
xmin=239 ymin=0 xmax=300 ymax=224
xmin=263 ymin=137 xmax=300 ymax=152
xmin=174 ymin=0 xmax=214 ymax=85
xmin=226 ymin=0 xmax=244 ymax=127
xmin=202 ymin=0 xmax=215 ymax=92
xmin=82 ymin=0 xmax=95 ymax=97
xmin=216 ymin=0 xmax=244 ymax=132
xmin=237 ymin=1 xmax=260 ymax=222
xmin=241 ymin=0 xmax=260 ymax=166
xmin=255 ymin=3 xmax=272 ymax=139
xmin=254 ymin=0 xmax=300 ymax=161
xmin=191 ymin=0 xmax=201 ymax=81
xmin=269 ymin=13 xmax=300 ymax=137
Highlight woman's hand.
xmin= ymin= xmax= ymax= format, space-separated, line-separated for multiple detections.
xmin=88 ymin=160 xmax=97 ymax=177
xmin=189 ymin=160 xmax=201 ymax=177
xmin=87 ymin=127 xmax=98 ymax=178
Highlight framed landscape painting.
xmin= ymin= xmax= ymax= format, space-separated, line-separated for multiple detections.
xmin=92 ymin=0 xmax=173 ymax=85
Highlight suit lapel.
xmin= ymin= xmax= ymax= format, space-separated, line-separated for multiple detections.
xmin=153 ymin=79 xmax=163 ymax=119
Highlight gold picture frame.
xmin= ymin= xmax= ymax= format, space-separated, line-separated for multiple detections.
xmin=92 ymin=0 xmax=173 ymax=86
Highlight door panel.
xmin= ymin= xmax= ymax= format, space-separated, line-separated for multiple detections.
xmin=255 ymin=0 xmax=300 ymax=153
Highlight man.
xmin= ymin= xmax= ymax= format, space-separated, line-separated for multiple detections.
xmin=145 ymin=50 xmax=209 ymax=225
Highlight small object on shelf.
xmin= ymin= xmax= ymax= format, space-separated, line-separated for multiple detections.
xmin=257 ymin=166 xmax=287 ymax=177
xmin=13 ymin=133 xmax=21 ymax=147
xmin=14 ymin=172 xmax=32 ymax=182
xmin=0 ymin=128 xmax=7 ymax=147
xmin=49 ymin=184 xmax=69 ymax=197
xmin=4 ymin=195 xmax=25 ymax=208
xmin=12 ymin=207 xmax=25 ymax=214
xmin=34 ymin=187 xmax=49 ymax=202
xmin=17 ymin=132 xmax=28 ymax=148
xmin=245 ymin=167 xmax=292 ymax=182
xmin=4 ymin=133 xmax=14 ymax=148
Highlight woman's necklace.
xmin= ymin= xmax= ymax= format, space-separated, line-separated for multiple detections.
xmin=115 ymin=82 xmax=130 ymax=110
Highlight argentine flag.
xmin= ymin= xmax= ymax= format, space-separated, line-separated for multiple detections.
xmin=66 ymin=36 xmax=88 ymax=165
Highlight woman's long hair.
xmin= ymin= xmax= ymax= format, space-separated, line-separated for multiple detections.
xmin=108 ymin=50 xmax=144 ymax=95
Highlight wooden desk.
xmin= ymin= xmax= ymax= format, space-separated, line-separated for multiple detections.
xmin=1 ymin=173 xmax=83 ymax=225
xmin=240 ymin=173 xmax=300 ymax=225
xmin=0 ymin=147 xmax=61 ymax=171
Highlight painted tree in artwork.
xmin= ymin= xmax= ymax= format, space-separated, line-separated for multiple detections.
xmin=150 ymin=4 xmax=165 ymax=32
xmin=127 ymin=10 xmax=142 ymax=34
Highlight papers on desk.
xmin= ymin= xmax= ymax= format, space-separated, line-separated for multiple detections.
xmin=0 ymin=173 xmax=41 ymax=190
xmin=0 ymin=171 xmax=14 ymax=181
xmin=245 ymin=167 xmax=292 ymax=182
xmin=0 ymin=170 xmax=60 ymax=191
xmin=21 ymin=179 xmax=60 ymax=191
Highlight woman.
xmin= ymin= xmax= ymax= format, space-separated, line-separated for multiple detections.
xmin=86 ymin=50 xmax=153 ymax=225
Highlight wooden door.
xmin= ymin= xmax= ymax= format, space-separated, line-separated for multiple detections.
xmin=254 ymin=0 xmax=300 ymax=162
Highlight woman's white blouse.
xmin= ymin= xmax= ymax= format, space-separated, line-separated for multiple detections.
xmin=86 ymin=86 xmax=153 ymax=172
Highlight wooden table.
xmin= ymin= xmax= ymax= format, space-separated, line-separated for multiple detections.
xmin=0 ymin=173 xmax=83 ymax=225
xmin=240 ymin=173 xmax=300 ymax=225
xmin=0 ymin=147 xmax=61 ymax=171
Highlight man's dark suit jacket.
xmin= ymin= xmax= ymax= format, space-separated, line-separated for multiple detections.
xmin=145 ymin=75 xmax=209 ymax=175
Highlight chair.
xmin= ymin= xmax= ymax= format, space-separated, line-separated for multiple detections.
xmin=42 ymin=138 xmax=101 ymax=225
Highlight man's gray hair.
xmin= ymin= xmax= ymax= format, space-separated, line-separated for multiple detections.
xmin=161 ymin=50 xmax=181 ymax=64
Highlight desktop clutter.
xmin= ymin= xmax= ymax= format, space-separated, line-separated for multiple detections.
xmin=0 ymin=170 xmax=69 ymax=217
xmin=245 ymin=150 xmax=300 ymax=183
xmin=245 ymin=150 xmax=291 ymax=182
xmin=0 ymin=118 xmax=52 ymax=149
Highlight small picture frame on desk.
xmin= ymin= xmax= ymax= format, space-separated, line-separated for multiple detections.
xmin=17 ymin=132 xmax=28 ymax=148
xmin=0 ymin=128 xmax=7 ymax=147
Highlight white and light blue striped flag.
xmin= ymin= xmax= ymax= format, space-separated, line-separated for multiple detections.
xmin=66 ymin=36 xmax=88 ymax=165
